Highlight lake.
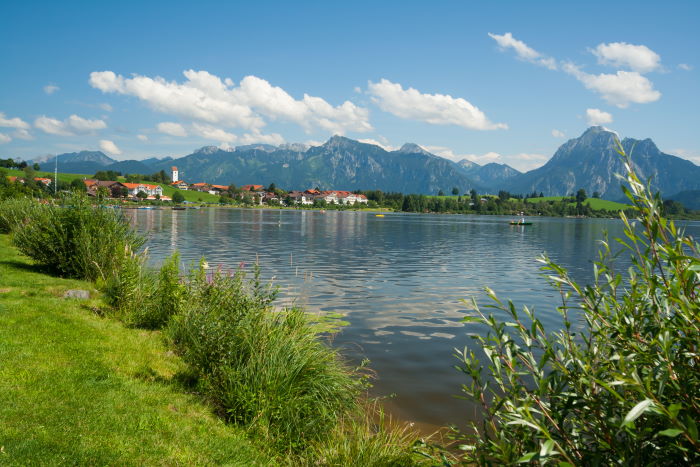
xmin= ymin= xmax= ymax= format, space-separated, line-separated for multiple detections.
xmin=124 ymin=207 xmax=700 ymax=431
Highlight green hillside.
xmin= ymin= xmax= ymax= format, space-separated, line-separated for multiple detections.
xmin=4 ymin=169 xmax=221 ymax=203
xmin=526 ymin=196 xmax=629 ymax=210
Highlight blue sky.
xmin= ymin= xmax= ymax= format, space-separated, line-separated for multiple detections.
xmin=1 ymin=0 xmax=698 ymax=171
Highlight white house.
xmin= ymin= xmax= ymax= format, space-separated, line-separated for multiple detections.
xmin=122 ymin=183 xmax=163 ymax=198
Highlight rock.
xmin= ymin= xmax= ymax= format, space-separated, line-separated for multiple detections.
xmin=64 ymin=289 xmax=90 ymax=299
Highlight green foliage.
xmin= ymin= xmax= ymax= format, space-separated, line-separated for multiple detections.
xmin=8 ymin=195 xmax=145 ymax=281
xmin=105 ymin=252 xmax=186 ymax=329
xmin=171 ymin=190 xmax=185 ymax=203
xmin=70 ymin=178 xmax=86 ymax=192
xmin=0 ymin=197 xmax=39 ymax=234
xmin=456 ymin=143 xmax=699 ymax=464
xmin=93 ymin=169 xmax=122 ymax=181
xmin=167 ymin=263 xmax=363 ymax=453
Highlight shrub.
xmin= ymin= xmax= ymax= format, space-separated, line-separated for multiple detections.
xmin=10 ymin=194 xmax=145 ymax=280
xmin=0 ymin=197 xmax=39 ymax=234
xmin=104 ymin=252 xmax=186 ymax=329
xmin=455 ymin=143 xmax=699 ymax=464
xmin=167 ymin=263 xmax=363 ymax=453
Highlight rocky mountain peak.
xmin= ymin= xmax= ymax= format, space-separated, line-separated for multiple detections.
xmin=397 ymin=143 xmax=432 ymax=156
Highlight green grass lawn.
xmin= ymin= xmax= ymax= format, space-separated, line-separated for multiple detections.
xmin=4 ymin=168 xmax=90 ymax=184
xmin=0 ymin=234 xmax=270 ymax=466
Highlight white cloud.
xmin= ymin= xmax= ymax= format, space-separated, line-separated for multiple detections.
xmin=425 ymin=145 xmax=546 ymax=171
xmin=591 ymin=42 xmax=661 ymax=73
xmin=488 ymin=32 xmax=557 ymax=70
xmin=67 ymin=114 xmax=107 ymax=132
xmin=13 ymin=128 xmax=33 ymax=140
xmin=137 ymin=134 xmax=148 ymax=141
xmin=586 ymin=108 xmax=613 ymax=126
xmin=43 ymin=84 xmax=59 ymax=95
xmin=669 ymin=148 xmax=700 ymax=165
xmin=34 ymin=114 xmax=107 ymax=136
xmin=0 ymin=112 xmax=30 ymax=129
xmin=367 ymin=79 xmax=507 ymax=130
xmin=156 ymin=122 xmax=187 ymax=137
xmin=0 ymin=133 xmax=11 ymax=143
xmin=563 ymin=64 xmax=660 ymax=107
xmin=488 ymin=34 xmax=662 ymax=107
xmin=99 ymin=139 xmax=122 ymax=155
xmin=552 ymin=129 xmax=565 ymax=138
xmin=678 ymin=63 xmax=693 ymax=71
xmin=238 ymin=131 xmax=284 ymax=146
xmin=192 ymin=123 xmax=237 ymax=143
xmin=99 ymin=103 xmax=113 ymax=112
xmin=89 ymin=70 xmax=371 ymax=135
xmin=357 ymin=138 xmax=398 ymax=151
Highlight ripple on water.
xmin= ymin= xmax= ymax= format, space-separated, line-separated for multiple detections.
xmin=126 ymin=208 xmax=700 ymax=429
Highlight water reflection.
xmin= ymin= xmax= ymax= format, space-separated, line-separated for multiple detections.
xmin=123 ymin=208 xmax=700 ymax=429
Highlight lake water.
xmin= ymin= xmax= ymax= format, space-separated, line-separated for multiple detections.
xmin=124 ymin=208 xmax=700 ymax=431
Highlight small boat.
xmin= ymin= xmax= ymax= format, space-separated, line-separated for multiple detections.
xmin=172 ymin=206 xmax=186 ymax=211
xmin=375 ymin=214 xmax=385 ymax=217
xmin=510 ymin=221 xmax=532 ymax=225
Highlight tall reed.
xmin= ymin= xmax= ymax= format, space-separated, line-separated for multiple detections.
xmin=167 ymin=263 xmax=364 ymax=453
xmin=10 ymin=195 xmax=144 ymax=280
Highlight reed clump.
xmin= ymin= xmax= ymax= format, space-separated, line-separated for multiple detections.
xmin=1 ymin=195 xmax=144 ymax=281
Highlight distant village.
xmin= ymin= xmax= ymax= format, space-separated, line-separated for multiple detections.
xmin=7 ymin=166 xmax=369 ymax=206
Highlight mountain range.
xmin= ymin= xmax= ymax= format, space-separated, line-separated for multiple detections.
xmin=31 ymin=127 xmax=700 ymax=204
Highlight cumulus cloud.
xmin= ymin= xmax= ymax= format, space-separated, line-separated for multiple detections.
xmin=367 ymin=79 xmax=507 ymax=130
xmin=238 ymin=131 xmax=284 ymax=146
xmin=563 ymin=64 xmax=660 ymax=107
xmin=488 ymin=32 xmax=557 ymax=70
xmin=89 ymin=70 xmax=371 ymax=135
xmin=0 ymin=112 xmax=30 ymax=129
xmin=99 ymin=103 xmax=113 ymax=112
xmin=552 ymin=129 xmax=565 ymax=138
xmin=591 ymin=42 xmax=661 ymax=73
xmin=489 ymin=34 xmax=662 ymax=107
xmin=156 ymin=122 xmax=187 ymax=137
xmin=357 ymin=138 xmax=398 ymax=151
xmin=137 ymin=134 xmax=148 ymax=141
xmin=13 ymin=128 xmax=33 ymax=140
xmin=99 ymin=139 xmax=122 ymax=155
xmin=586 ymin=108 xmax=613 ymax=126
xmin=0 ymin=133 xmax=11 ymax=143
xmin=669 ymin=148 xmax=700 ymax=165
xmin=34 ymin=114 xmax=107 ymax=136
xmin=43 ymin=84 xmax=59 ymax=95
xmin=425 ymin=145 xmax=546 ymax=171
xmin=192 ymin=123 xmax=237 ymax=143
xmin=678 ymin=63 xmax=693 ymax=71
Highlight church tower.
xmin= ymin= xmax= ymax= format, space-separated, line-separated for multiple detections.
xmin=171 ymin=166 xmax=179 ymax=182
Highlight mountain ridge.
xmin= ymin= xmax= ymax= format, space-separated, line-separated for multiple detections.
xmin=24 ymin=128 xmax=700 ymax=199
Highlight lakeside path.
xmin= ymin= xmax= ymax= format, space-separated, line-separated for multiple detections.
xmin=0 ymin=235 xmax=271 ymax=466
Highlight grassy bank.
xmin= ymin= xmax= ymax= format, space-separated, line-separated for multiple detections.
xmin=0 ymin=196 xmax=430 ymax=465
xmin=0 ymin=234 xmax=271 ymax=465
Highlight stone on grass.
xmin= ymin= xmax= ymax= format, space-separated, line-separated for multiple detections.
xmin=64 ymin=289 xmax=90 ymax=299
